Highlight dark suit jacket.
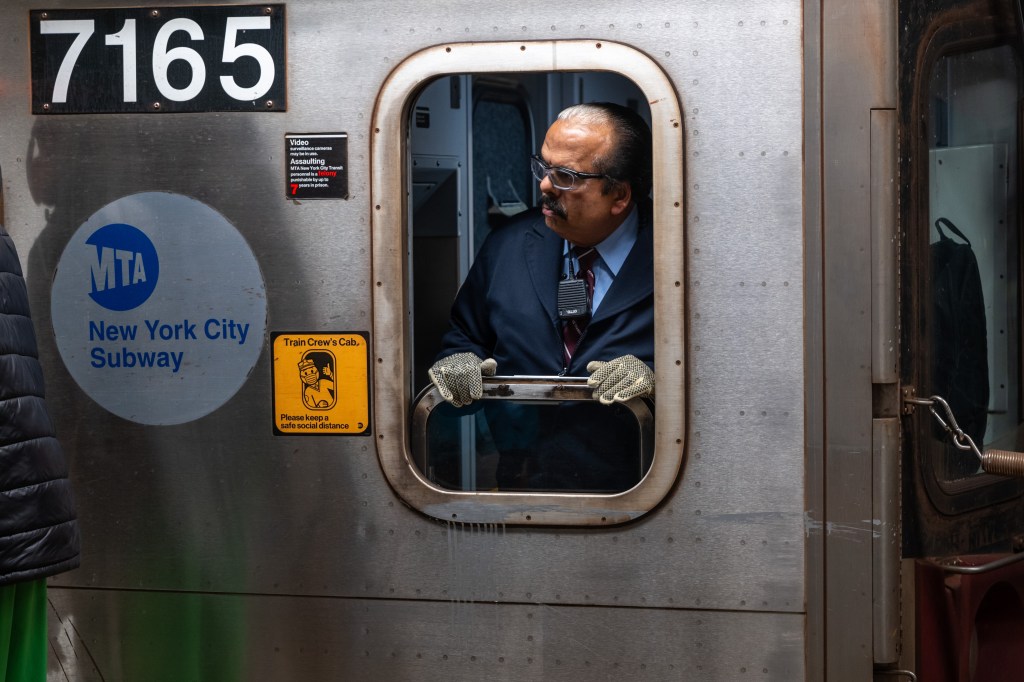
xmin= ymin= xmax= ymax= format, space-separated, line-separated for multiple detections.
xmin=438 ymin=203 xmax=653 ymax=376
xmin=435 ymin=203 xmax=654 ymax=491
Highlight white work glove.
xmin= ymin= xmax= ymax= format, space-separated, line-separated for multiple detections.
xmin=428 ymin=352 xmax=497 ymax=407
xmin=586 ymin=355 xmax=654 ymax=405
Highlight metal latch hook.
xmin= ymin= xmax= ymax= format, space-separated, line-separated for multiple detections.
xmin=903 ymin=391 xmax=1024 ymax=478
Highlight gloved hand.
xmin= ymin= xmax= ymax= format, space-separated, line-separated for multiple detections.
xmin=428 ymin=352 xmax=497 ymax=407
xmin=586 ymin=355 xmax=654 ymax=405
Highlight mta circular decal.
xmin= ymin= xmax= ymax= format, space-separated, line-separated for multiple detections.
xmin=85 ymin=223 xmax=159 ymax=311
xmin=51 ymin=192 xmax=267 ymax=425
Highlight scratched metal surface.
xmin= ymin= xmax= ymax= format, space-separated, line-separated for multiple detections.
xmin=0 ymin=0 xmax=811 ymax=679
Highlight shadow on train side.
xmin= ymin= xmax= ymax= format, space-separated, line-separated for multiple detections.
xmin=22 ymin=112 xmax=325 ymax=679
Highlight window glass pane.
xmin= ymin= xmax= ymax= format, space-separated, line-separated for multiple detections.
xmin=419 ymin=394 xmax=652 ymax=493
xmin=927 ymin=45 xmax=1020 ymax=483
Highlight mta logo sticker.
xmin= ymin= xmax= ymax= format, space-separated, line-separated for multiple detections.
xmin=86 ymin=223 xmax=159 ymax=311
xmin=52 ymin=191 xmax=267 ymax=425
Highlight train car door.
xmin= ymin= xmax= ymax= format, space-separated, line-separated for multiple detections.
xmin=899 ymin=0 xmax=1024 ymax=677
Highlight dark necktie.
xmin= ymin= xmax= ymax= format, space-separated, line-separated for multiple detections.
xmin=562 ymin=247 xmax=598 ymax=366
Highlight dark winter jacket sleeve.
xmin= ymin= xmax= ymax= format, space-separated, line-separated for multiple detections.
xmin=0 ymin=225 xmax=80 ymax=586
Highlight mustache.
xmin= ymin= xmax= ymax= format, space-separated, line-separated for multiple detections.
xmin=540 ymin=194 xmax=567 ymax=219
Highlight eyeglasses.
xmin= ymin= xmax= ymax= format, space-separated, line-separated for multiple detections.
xmin=530 ymin=154 xmax=611 ymax=191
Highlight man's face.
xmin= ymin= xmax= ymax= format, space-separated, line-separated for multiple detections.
xmin=538 ymin=119 xmax=631 ymax=247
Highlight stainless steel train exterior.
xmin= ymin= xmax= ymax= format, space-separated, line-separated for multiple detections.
xmin=2 ymin=0 xmax=1023 ymax=680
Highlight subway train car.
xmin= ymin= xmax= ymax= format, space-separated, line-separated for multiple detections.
xmin=2 ymin=0 xmax=1024 ymax=680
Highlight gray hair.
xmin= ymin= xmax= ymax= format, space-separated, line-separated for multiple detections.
xmin=556 ymin=102 xmax=652 ymax=198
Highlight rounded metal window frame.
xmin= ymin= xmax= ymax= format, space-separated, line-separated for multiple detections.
xmin=371 ymin=40 xmax=686 ymax=525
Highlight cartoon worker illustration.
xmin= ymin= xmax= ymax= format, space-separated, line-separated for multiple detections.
xmin=299 ymin=351 xmax=336 ymax=409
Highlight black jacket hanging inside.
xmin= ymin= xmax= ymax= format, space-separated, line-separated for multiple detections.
xmin=930 ymin=216 xmax=990 ymax=476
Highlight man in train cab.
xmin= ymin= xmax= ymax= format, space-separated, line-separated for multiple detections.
xmin=428 ymin=102 xmax=654 ymax=491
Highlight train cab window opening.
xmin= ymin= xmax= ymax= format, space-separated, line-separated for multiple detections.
xmin=412 ymin=76 xmax=653 ymax=494
xmin=921 ymin=43 xmax=1024 ymax=499
xmin=371 ymin=41 xmax=685 ymax=524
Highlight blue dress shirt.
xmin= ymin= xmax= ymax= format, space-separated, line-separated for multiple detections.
xmin=562 ymin=204 xmax=640 ymax=313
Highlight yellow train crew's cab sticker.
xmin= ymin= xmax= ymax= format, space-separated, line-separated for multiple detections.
xmin=272 ymin=332 xmax=370 ymax=435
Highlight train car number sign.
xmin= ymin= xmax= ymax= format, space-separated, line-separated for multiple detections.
xmin=30 ymin=5 xmax=285 ymax=114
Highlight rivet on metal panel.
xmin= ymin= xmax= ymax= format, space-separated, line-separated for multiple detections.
xmin=265 ymin=100 xmax=273 ymax=108
xmin=40 ymin=12 xmax=48 ymax=19
xmin=150 ymin=10 xmax=160 ymax=18
xmin=596 ymin=42 xmax=603 ymax=49
xmin=264 ymin=7 xmax=272 ymax=14
xmin=42 ymin=103 xmax=50 ymax=111
xmin=152 ymin=102 xmax=161 ymax=110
